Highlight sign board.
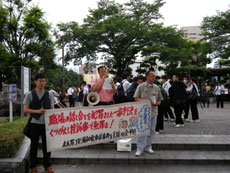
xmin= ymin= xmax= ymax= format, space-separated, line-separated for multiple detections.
xmin=45 ymin=101 xmax=152 ymax=152
xmin=9 ymin=84 xmax=17 ymax=101
xmin=21 ymin=66 xmax=30 ymax=118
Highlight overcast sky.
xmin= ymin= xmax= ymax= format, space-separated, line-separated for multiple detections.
xmin=31 ymin=0 xmax=230 ymax=70
xmin=32 ymin=0 xmax=230 ymax=28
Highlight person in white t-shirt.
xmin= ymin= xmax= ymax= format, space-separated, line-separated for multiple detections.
xmin=215 ymin=82 xmax=225 ymax=108
xmin=67 ymin=85 xmax=75 ymax=107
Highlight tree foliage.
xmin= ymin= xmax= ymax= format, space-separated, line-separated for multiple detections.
xmin=0 ymin=0 xmax=56 ymax=89
xmin=201 ymin=9 xmax=230 ymax=66
xmin=57 ymin=0 xmax=166 ymax=77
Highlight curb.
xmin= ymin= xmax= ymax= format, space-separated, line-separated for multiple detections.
xmin=0 ymin=137 xmax=30 ymax=173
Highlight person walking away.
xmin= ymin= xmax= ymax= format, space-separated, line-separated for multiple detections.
xmin=67 ymin=85 xmax=75 ymax=107
xmin=202 ymin=82 xmax=211 ymax=108
xmin=187 ymin=78 xmax=200 ymax=122
xmin=23 ymin=73 xmax=54 ymax=173
xmin=215 ymin=81 xmax=225 ymax=108
xmin=161 ymin=75 xmax=175 ymax=121
xmin=169 ymin=75 xmax=187 ymax=128
xmin=91 ymin=66 xmax=116 ymax=106
xmin=134 ymin=71 xmax=163 ymax=156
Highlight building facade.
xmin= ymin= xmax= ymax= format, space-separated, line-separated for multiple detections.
xmin=181 ymin=26 xmax=203 ymax=41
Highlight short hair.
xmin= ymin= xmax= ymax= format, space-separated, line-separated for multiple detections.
xmin=34 ymin=73 xmax=46 ymax=81
xmin=136 ymin=75 xmax=144 ymax=81
xmin=123 ymin=71 xmax=130 ymax=79
xmin=161 ymin=75 xmax=167 ymax=80
xmin=145 ymin=70 xmax=153 ymax=77
xmin=82 ymin=81 xmax=87 ymax=85
xmin=97 ymin=66 xmax=106 ymax=73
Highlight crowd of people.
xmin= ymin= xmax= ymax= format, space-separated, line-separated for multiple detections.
xmin=24 ymin=68 xmax=228 ymax=172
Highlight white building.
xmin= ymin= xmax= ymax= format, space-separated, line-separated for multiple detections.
xmin=181 ymin=26 xmax=203 ymax=41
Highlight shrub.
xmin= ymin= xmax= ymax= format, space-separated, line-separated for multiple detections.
xmin=0 ymin=117 xmax=28 ymax=158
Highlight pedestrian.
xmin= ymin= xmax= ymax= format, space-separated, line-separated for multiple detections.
xmin=215 ymin=81 xmax=225 ymax=108
xmin=169 ymin=75 xmax=187 ymax=128
xmin=58 ymin=90 xmax=67 ymax=108
xmin=50 ymin=89 xmax=65 ymax=108
xmin=23 ymin=73 xmax=54 ymax=173
xmin=202 ymin=82 xmax=211 ymax=108
xmin=134 ymin=71 xmax=163 ymax=157
xmin=161 ymin=75 xmax=175 ymax=122
xmin=82 ymin=81 xmax=90 ymax=106
xmin=183 ymin=76 xmax=190 ymax=121
xmin=67 ymin=84 xmax=75 ymax=107
xmin=122 ymin=71 xmax=132 ymax=95
xmin=126 ymin=75 xmax=145 ymax=102
xmin=186 ymin=78 xmax=200 ymax=122
xmin=155 ymin=86 xmax=168 ymax=134
xmin=91 ymin=66 xmax=116 ymax=105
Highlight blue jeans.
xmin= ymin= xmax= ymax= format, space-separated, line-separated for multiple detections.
xmin=137 ymin=116 xmax=156 ymax=151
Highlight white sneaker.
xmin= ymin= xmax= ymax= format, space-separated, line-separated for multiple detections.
xmin=145 ymin=148 xmax=155 ymax=154
xmin=184 ymin=118 xmax=190 ymax=122
xmin=159 ymin=130 xmax=163 ymax=133
xmin=135 ymin=150 xmax=143 ymax=157
xmin=155 ymin=131 xmax=160 ymax=135
xmin=164 ymin=118 xmax=168 ymax=121
xmin=195 ymin=119 xmax=200 ymax=123
xmin=170 ymin=119 xmax=175 ymax=122
xmin=175 ymin=124 xmax=180 ymax=128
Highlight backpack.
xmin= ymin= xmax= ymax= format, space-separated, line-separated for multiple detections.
xmin=113 ymin=82 xmax=127 ymax=103
xmin=126 ymin=83 xmax=138 ymax=102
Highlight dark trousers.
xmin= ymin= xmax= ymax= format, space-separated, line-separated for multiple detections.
xmin=69 ymin=95 xmax=75 ymax=107
xmin=216 ymin=95 xmax=224 ymax=108
xmin=156 ymin=105 xmax=164 ymax=131
xmin=164 ymin=101 xmax=175 ymax=119
xmin=184 ymin=100 xmax=190 ymax=119
xmin=29 ymin=123 xmax=51 ymax=169
xmin=203 ymin=96 xmax=209 ymax=108
xmin=191 ymin=101 xmax=199 ymax=120
xmin=174 ymin=104 xmax=184 ymax=125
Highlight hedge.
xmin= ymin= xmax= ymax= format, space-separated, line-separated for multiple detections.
xmin=0 ymin=117 xmax=28 ymax=158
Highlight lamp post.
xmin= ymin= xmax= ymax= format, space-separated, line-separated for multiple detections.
xmin=53 ymin=29 xmax=65 ymax=94
xmin=61 ymin=36 xmax=65 ymax=95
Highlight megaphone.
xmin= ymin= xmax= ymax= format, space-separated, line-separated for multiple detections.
xmin=87 ymin=92 xmax=100 ymax=105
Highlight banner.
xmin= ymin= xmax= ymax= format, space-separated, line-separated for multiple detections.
xmin=45 ymin=101 xmax=152 ymax=152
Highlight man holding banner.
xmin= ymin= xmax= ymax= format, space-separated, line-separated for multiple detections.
xmin=24 ymin=73 xmax=54 ymax=173
xmin=134 ymin=71 xmax=163 ymax=157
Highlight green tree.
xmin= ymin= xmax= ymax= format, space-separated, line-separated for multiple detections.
xmin=0 ymin=0 xmax=56 ymax=89
xmin=201 ymin=9 xmax=230 ymax=66
xmin=57 ymin=0 xmax=165 ymax=77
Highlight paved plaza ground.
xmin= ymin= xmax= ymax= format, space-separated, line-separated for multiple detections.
xmin=163 ymin=102 xmax=230 ymax=135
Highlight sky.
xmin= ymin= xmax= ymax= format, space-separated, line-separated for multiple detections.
xmin=31 ymin=0 xmax=230 ymax=70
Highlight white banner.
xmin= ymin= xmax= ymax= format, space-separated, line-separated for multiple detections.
xmin=45 ymin=101 xmax=152 ymax=152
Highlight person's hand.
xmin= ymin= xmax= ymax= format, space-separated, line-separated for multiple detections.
xmin=37 ymin=108 xmax=45 ymax=114
xmin=152 ymin=100 xmax=161 ymax=106
xmin=102 ymin=74 xmax=108 ymax=81
xmin=110 ymin=80 xmax=115 ymax=89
